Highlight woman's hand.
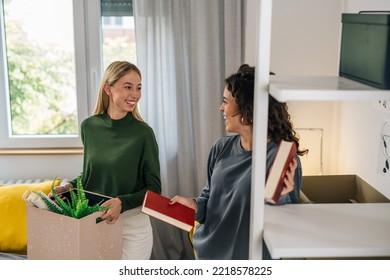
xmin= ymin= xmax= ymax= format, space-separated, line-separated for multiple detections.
xmin=169 ymin=196 xmax=198 ymax=213
xmin=280 ymin=158 xmax=298 ymax=196
xmin=48 ymin=183 xmax=73 ymax=198
xmin=100 ymin=198 xmax=122 ymax=224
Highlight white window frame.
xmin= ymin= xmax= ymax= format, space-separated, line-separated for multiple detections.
xmin=0 ymin=0 xmax=103 ymax=149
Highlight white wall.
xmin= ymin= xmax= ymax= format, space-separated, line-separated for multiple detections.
xmin=0 ymin=154 xmax=82 ymax=182
xmin=245 ymin=0 xmax=343 ymax=175
xmin=271 ymin=0 xmax=343 ymax=176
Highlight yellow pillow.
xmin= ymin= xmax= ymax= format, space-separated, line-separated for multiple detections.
xmin=188 ymin=220 xmax=199 ymax=257
xmin=0 ymin=179 xmax=60 ymax=254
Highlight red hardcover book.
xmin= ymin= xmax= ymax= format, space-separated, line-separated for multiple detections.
xmin=265 ymin=140 xmax=297 ymax=204
xmin=141 ymin=190 xmax=195 ymax=232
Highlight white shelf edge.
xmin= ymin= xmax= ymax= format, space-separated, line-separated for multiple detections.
xmin=269 ymin=76 xmax=390 ymax=101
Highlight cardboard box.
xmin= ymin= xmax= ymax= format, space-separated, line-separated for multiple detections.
xmin=301 ymin=175 xmax=389 ymax=203
xmin=339 ymin=13 xmax=390 ymax=89
xmin=27 ymin=191 xmax=123 ymax=260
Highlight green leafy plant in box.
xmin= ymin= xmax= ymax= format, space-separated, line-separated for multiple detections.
xmin=37 ymin=176 xmax=109 ymax=219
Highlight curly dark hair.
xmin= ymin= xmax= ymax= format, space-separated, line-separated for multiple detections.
xmin=224 ymin=65 xmax=255 ymax=126
xmin=224 ymin=64 xmax=308 ymax=156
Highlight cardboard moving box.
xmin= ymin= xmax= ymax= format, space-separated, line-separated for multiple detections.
xmin=27 ymin=191 xmax=123 ymax=260
xmin=301 ymin=175 xmax=389 ymax=203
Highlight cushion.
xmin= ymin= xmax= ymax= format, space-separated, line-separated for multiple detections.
xmin=188 ymin=221 xmax=200 ymax=257
xmin=0 ymin=179 xmax=60 ymax=254
xmin=188 ymin=221 xmax=198 ymax=247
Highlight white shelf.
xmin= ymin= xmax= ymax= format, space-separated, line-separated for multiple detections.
xmin=264 ymin=203 xmax=390 ymax=259
xmin=269 ymin=75 xmax=390 ymax=101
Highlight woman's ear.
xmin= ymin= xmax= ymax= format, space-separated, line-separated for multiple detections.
xmin=103 ymin=83 xmax=111 ymax=95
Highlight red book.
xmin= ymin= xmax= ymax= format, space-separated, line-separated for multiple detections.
xmin=265 ymin=140 xmax=297 ymax=204
xmin=141 ymin=190 xmax=195 ymax=232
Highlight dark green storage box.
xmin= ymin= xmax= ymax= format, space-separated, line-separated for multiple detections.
xmin=339 ymin=12 xmax=390 ymax=89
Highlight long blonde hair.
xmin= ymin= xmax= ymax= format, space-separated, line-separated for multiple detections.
xmin=93 ymin=61 xmax=144 ymax=122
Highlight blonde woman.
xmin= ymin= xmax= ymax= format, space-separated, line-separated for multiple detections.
xmin=54 ymin=61 xmax=161 ymax=259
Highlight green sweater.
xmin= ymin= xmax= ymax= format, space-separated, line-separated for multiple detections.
xmin=70 ymin=113 xmax=161 ymax=212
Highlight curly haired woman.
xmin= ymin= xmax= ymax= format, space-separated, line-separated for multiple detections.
xmin=170 ymin=64 xmax=308 ymax=260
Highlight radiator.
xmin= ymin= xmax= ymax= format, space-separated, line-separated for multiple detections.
xmin=0 ymin=178 xmax=67 ymax=186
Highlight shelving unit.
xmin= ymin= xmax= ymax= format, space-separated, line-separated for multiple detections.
xmin=269 ymin=75 xmax=390 ymax=101
xmin=249 ymin=0 xmax=272 ymax=260
xmin=250 ymin=0 xmax=390 ymax=260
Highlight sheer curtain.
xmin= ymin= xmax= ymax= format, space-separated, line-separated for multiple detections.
xmin=134 ymin=0 xmax=245 ymax=260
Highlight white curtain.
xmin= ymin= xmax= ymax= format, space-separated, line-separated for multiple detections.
xmin=134 ymin=0 xmax=245 ymax=260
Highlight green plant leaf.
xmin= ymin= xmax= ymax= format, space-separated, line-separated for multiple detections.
xmin=49 ymin=176 xmax=110 ymax=219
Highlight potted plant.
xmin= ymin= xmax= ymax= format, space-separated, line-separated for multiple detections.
xmin=26 ymin=176 xmax=109 ymax=219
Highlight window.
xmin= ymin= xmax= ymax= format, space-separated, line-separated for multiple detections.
xmin=0 ymin=0 xmax=88 ymax=148
xmin=0 ymin=0 xmax=135 ymax=149
xmin=103 ymin=17 xmax=122 ymax=26
xmin=101 ymin=0 xmax=136 ymax=69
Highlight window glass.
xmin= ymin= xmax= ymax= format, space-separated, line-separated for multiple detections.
xmin=3 ymin=0 xmax=77 ymax=136
xmin=101 ymin=0 xmax=136 ymax=68
xmin=0 ymin=0 xmax=136 ymax=148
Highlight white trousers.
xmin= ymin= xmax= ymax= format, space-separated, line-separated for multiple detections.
xmin=121 ymin=207 xmax=153 ymax=260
